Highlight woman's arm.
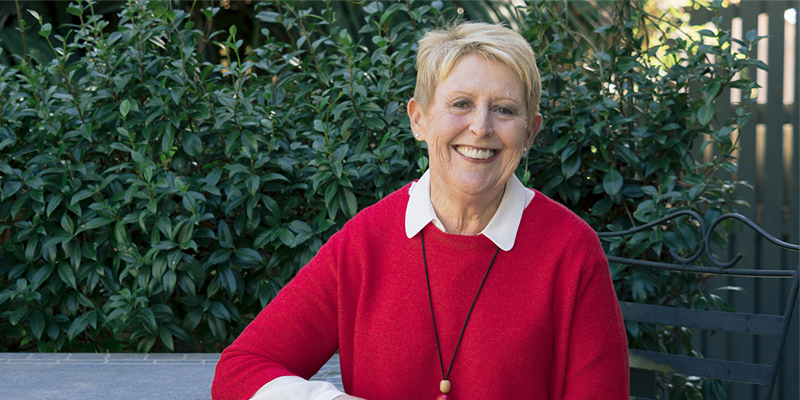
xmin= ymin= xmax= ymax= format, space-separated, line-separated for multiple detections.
xmin=211 ymin=239 xmax=342 ymax=400
xmin=555 ymin=231 xmax=629 ymax=399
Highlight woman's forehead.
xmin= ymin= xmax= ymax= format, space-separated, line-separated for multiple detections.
xmin=433 ymin=55 xmax=524 ymax=99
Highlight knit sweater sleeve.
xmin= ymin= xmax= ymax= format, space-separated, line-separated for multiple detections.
xmin=211 ymin=231 xmax=344 ymax=400
xmin=551 ymin=225 xmax=629 ymax=399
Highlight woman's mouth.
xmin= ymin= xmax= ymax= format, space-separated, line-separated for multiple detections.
xmin=455 ymin=145 xmax=496 ymax=160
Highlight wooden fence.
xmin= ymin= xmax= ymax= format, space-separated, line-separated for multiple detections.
xmin=691 ymin=2 xmax=798 ymax=399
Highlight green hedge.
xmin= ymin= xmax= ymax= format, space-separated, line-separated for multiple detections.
xmin=0 ymin=0 xmax=759 ymax=382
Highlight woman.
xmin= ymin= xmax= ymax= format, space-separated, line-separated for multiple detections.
xmin=212 ymin=22 xmax=629 ymax=400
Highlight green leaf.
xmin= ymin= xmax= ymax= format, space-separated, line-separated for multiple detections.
xmin=745 ymin=29 xmax=758 ymax=43
xmin=159 ymin=326 xmax=175 ymax=351
xmin=631 ymin=126 xmax=650 ymax=138
xmin=561 ymin=153 xmax=581 ymax=178
xmin=246 ymin=175 xmax=260 ymax=196
xmin=616 ymin=56 xmax=637 ymax=72
xmin=181 ymin=255 xmax=205 ymax=286
xmin=277 ymin=228 xmax=295 ymax=247
xmin=138 ymin=308 xmax=158 ymax=335
xmin=157 ymin=215 xmax=173 ymax=239
xmin=66 ymin=6 xmax=82 ymax=17
xmin=46 ymin=321 xmax=59 ymax=341
xmin=61 ymin=214 xmax=75 ymax=236
xmin=76 ymin=217 xmax=113 ymax=234
xmin=67 ymin=312 xmax=91 ymax=340
xmin=58 ymin=263 xmax=78 ymax=289
xmin=30 ymin=310 xmax=45 ymax=339
xmin=603 ymin=168 xmax=623 ymax=197
xmin=625 ymin=320 xmax=640 ymax=338
xmin=11 ymin=193 xmax=29 ymax=218
xmin=38 ymin=23 xmax=51 ymax=38
xmin=551 ymin=135 xmax=570 ymax=155
xmin=218 ymin=221 xmax=234 ymax=248
xmin=0 ymin=288 xmax=16 ymax=306
xmin=262 ymin=172 xmax=289 ymax=182
xmin=256 ymin=11 xmax=279 ymax=22
xmin=9 ymin=306 xmax=26 ymax=325
xmin=235 ymin=248 xmax=262 ymax=264
xmin=152 ymin=241 xmax=178 ymax=251
xmin=177 ymin=223 xmax=194 ymax=246
xmin=341 ymin=188 xmax=357 ymax=217
xmin=209 ymin=301 xmax=231 ymax=321
xmin=253 ymin=229 xmax=273 ymax=249
xmin=591 ymin=198 xmax=613 ymax=216
xmin=208 ymin=249 xmax=232 ymax=265
xmin=70 ymin=189 xmax=94 ymax=206
xmin=683 ymin=173 xmax=705 ymax=186
xmin=208 ymin=315 xmax=227 ymax=342
xmin=46 ymin=194 xmax=63 ymax=217
xmin=182 ymin=309 xmax=202 ymax=334
xmin=697 ymin=103 xmax=715 ymax=126
xmin=25 ymin=235 xmax=40 ymax=263
xmin=183 ymin=133 xmax=203 ymax=157
xmin=163 ymin=269 xmax=177 ymax=296
xmin=120 ymin=99 xmax=131 ymax=117
xmin=42 ymin=231 xmax=71 ymax=252
xmin=641 ymin=185 xmax=659 ymax=197
xmin=2 ymin=181 xmax=22 ymax=200
xmin=114 ymin=221 xmax=127 ymax=244
xmin=31 ymin=264 xmax=54 ymax=287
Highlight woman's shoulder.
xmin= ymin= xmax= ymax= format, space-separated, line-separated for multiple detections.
xmin=522 ymin=188 xmax=597 ymax=239
xmin=518 ymin=189 xmax=606 ymax=271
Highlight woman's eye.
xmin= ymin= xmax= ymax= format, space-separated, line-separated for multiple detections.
xmin=452 ymin=101 xmax=469 ymax=108
xmin=496 ymin=107 xmax=514 ymax=115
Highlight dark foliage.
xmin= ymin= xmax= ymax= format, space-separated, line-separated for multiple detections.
xmin=1 ymin=1 xmax=762 ymax=397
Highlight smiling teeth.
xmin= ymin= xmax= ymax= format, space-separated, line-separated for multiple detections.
xmin=456 ymin=146 xmax=495 ymax=160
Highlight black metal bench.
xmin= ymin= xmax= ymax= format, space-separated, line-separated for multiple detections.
xmin=597 ymin=211 xmax=799 ymax=400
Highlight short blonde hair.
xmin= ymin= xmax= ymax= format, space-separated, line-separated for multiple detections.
xmin=413 ymin=22 xmax=541 ymax=120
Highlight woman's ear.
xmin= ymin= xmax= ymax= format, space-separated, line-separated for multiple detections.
xmin=407 ymin=98 xmax=427 ymax=141
xmin=524 ymin=113 xmax=543 ymax=150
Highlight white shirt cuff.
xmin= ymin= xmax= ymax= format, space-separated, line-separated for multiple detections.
xmin=249 ymin=376 xmax=345 ymax=400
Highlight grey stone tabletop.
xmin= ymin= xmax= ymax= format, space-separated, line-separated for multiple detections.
xmin=0 ymin=352 xmax=342 ymax=400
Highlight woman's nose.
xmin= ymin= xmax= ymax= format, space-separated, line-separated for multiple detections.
xmin=469 ymin=106 xmax=493 ymax=137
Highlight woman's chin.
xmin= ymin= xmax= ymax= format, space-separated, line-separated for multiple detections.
xmin=448 ymin=176 xmax=506 ymax=199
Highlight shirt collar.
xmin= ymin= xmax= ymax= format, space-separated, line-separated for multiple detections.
xmin=405 ymin=169 xmax=534 ymax=251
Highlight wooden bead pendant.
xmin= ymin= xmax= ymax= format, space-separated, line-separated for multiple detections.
xmin=435 ymin=380 xmax=452 ymax=399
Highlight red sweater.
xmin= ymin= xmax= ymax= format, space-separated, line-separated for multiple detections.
xmin=212 ymin=184 xmax=629 ymax=399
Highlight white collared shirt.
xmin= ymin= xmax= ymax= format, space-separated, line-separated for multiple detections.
xmin=249 ymin=170 xmax=534 ymax=400
xmin=405 ymin=169 xmax=534 ymax=250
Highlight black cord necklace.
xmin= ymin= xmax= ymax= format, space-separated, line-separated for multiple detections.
xmin=421 ymin=229 xmax=500 ymax=400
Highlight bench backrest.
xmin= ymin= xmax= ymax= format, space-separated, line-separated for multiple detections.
xmin=597 ymin=211 xmax=799 ymax=400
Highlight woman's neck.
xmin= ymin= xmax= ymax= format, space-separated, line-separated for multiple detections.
xmin=429 ymin=183 xmax=506 ymax=236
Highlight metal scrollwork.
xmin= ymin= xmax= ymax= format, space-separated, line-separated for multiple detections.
xmin=597 ymin=211 xmax=799 ymax=276
xmin=705 ymin=213 xmax=800 ymax=268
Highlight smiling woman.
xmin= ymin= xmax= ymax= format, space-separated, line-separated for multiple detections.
xmin=212 ymin=21 xmax=629 ymax=400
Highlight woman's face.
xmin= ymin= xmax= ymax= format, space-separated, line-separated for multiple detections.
xmin=408 ymin=53 xmax=542 ymax=202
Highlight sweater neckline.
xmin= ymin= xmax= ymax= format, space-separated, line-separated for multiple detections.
xmin=420 ymin=224 xmax=499 ymax=252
